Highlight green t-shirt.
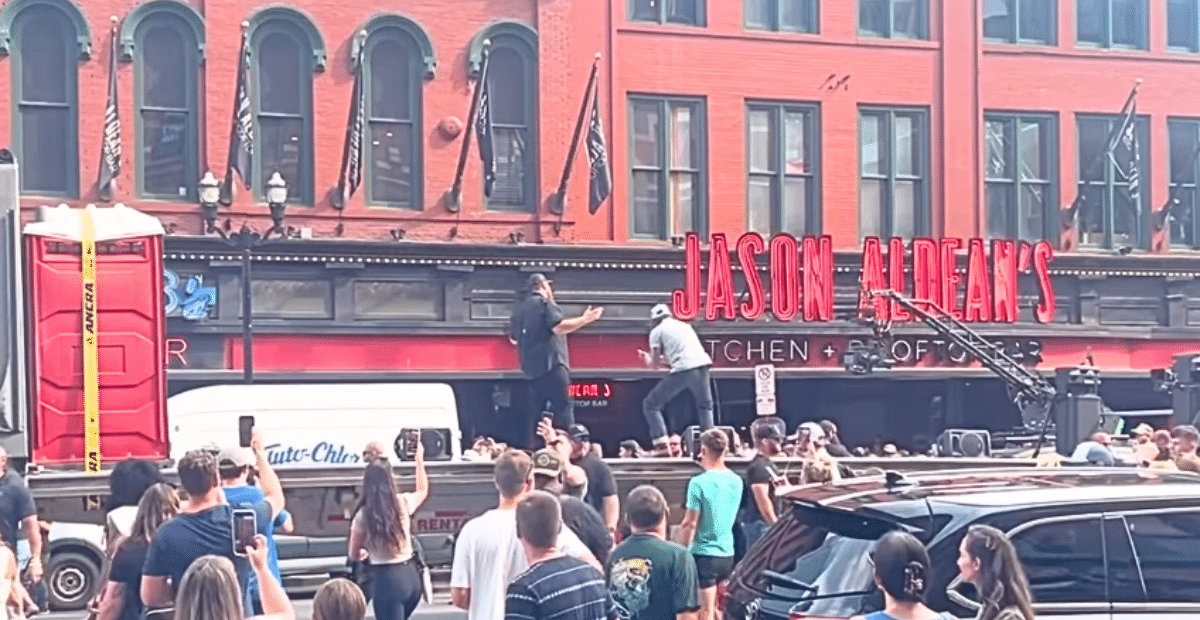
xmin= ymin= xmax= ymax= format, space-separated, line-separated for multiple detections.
xmin=606 ymin=533 xmax=700 ymax=620
xmin=685 ymin=468 xmax=743 ymax=557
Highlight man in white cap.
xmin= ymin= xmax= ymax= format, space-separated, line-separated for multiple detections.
xmin=639 ymin=303 xmax=714 ymax=457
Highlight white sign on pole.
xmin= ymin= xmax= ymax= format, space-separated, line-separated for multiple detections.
xmin=755 ymin=395 xmax=777 ymax=416
xmin=754 ymin=364 xmax=776 ymax=396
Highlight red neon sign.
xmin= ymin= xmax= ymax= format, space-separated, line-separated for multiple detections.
xmin=671 ymin=233 xmax=1056 ymax=324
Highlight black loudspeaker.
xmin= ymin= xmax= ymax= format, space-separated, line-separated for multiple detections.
xmin=394 ymin=428 xmax=452 ymax=462
xmin=936 ymin=429 xmax=991 ymax=457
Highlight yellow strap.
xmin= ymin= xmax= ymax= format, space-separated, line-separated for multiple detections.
xmin=81 ymin=210 xmax=100 ymax=474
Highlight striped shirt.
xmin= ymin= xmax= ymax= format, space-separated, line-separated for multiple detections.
xmin=505 ymin=556 xmax=613 ymax=620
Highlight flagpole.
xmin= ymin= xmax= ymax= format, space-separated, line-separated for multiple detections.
xmin=333 ymin=29 xmax=367 ymax=209
xmin=550 ymin=54 xmax=602 ymax=217
xmin=445 ymin=39 xmax=491 ymax=214
xmin=1061 ymin=78 xmax=1141 ymax=229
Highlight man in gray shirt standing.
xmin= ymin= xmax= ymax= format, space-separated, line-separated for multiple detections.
xmin=639 ymin=304 xmax=714 ymax=457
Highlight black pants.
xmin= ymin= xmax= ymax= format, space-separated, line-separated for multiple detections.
xmin=643 ymin=365 xmax=714 ymax=441
xmin=371 ymin=561 xmax=422 ymax=620
xmin=530 ymin=364 xmax=575 ymax=431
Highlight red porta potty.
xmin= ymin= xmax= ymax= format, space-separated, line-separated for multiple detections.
xmin=24 ymin=204 xmax=168 ymax=466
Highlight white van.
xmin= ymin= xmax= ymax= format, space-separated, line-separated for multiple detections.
xmin=166 ymin=382 xmax=462 ymax=464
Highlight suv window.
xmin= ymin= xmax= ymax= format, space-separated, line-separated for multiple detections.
xmin=1124 ymin=511 xmax=1200 ymax=602
xmin=1103 ymin=516 xmax=1145 ymax=603
xmin=1010 ymin=517 xmax=1106 ymax=603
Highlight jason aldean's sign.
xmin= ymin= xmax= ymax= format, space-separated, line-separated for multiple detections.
xmin=671 ymin=233 xmax=1056 ymax=324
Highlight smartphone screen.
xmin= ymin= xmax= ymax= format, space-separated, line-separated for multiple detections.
xmin=238 ymin=416 xmax=255 ymax=448
xmin=232 ymin=509 xmax=256 ymax=555
xmin=400 ymin=428 xmax=420 ymax=458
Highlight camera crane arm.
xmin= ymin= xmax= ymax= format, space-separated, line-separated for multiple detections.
xmin=868 ymin=289 xmax=1059 ymax=434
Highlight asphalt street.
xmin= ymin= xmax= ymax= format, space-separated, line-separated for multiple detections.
xmin=41 ymin=598 xmax=467 ymax=620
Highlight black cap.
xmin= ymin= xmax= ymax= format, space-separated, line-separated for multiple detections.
xmin=756 ymin=425 xmax=784 ymax=441
xmin=568 ymin=424 xmax=590 ymax=441
xmin=528 ymin=273 xmax=552 ymax=291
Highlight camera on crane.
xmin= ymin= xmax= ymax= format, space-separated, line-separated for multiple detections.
xmin=841 ymin=339 xmax=894 ymax=375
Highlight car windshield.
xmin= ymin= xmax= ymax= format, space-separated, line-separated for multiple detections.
xmin=740 ymin=504 xmax=891 ymax=617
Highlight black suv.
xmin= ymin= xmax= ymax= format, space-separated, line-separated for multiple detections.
xmin=724 ymin=467 xmax=1200 ymax=620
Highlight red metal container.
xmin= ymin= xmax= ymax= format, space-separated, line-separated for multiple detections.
xmin=24 ymin=205 xmax=168 ymax=465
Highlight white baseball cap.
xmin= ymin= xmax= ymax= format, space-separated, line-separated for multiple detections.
xmin=799 ymin=422 xmax=826 ymax=440
xmin=650 ymin=304 xmax=671 ymax=320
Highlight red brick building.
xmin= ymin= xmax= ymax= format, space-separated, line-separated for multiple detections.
xmin=4 ymin=0 xmax=1200 ymax=448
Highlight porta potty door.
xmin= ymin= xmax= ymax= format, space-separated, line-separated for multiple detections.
xmin=24 ymin=205 xmax=168 ymax=465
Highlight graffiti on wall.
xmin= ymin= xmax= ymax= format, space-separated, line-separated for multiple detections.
xmin=164 ymin=270 xmax=217 ymax=320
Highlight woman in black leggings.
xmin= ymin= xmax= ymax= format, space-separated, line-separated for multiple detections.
xmin=348 ymin=445 xmax=429 ymax=620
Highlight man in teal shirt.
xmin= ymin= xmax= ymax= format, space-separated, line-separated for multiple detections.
xmin=678 ymin=429 xmax=742 ymax=620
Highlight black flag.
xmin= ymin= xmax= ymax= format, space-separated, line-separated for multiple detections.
xmin=222 ymin=26 xmax=253 ymax=202
xmin=586 ymin=80 xmax=611 ymax=214
xmin=97 ymin=20 xmax=121 ymax=201
xmin=475 ymin=59 xmax=496 ymax=198
xmin=1111 ymin=98 xmax=1141 ymax=217
xmin=335 ymin=47 xmax=366 ymax=206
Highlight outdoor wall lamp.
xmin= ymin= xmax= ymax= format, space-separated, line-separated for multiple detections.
xmin=266 ymin=171 xmax=288 ymax=230
xmin=198 ymin=171 xmax=221 ymax=232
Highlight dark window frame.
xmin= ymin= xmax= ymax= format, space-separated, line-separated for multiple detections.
xmin=858 ymin=106 xmax=930 ymax=239
xmin=1167 ymin=117 xmax=1200 ymax=248
xmin=858 ymin=0 xmax=928 ymax=39
xmin=361 ymin=26 xmax=424 ymax=209
xmin=482 ymin=33 xmax=539 ymax=213
xmin=629 ymin=0 xmax=707 ymax=26
xmin=1074 ymin=112 xmax=1151 ymax=249
xmin=1076 ymin=0 xmax=1149 ymax=50
xmin=983 ymin=0 xmax=1056 ymax=44
xmin=745 ymin=101 xmax=821 ymax=236
xmin=627 ymin=94 xmax=709 ymax=241
xmin=744 ymin=0 xmax=819 ymax=33
xmin=248 ymin=10 xmax=323 ymax=206
xmin=7 ymin=0 xmax=86 ymax=198
xmin=983 ymin=111 xmax=1058 ymax=242
xmin=1168 ymin=0 xmax=1200 ymax=54
xmin=132 ymin=11 xmax=200 ymax=202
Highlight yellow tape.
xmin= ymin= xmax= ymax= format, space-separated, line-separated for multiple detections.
xmin=81 ymin=210 xmax=100 ymax=474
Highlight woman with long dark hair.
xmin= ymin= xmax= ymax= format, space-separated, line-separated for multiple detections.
xmin=97 ymin=484 xmax=179 ymax=620
xmin=851 ymin=531 xmax=954 ymax=620
xmin=347 ymin=443 xmax=429 ymax=620
xmin=958 ymin=524 xmax=1035 ymax=620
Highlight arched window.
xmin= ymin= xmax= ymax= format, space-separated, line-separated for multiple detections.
xmin=470 ymin=22 xmax=538 ymax=211
xmin=359 ymin=15 xmax=434 ymax=208
xmin=2 ymin=0 xmax=90 ymax=197
xmin=250 ymin=9 xmax=323 ymax=204
xmin=124 ymin=1 xmax=203 ymax=200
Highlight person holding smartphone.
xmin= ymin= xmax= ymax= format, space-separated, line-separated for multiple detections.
xmin=347 ymin=440 xmax=429 ymax=620
xmin=141 ymin=430 xmax=285 ymax=616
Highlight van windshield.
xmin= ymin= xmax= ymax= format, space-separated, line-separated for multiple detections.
xmin=741 ymin=504 xmax=895 ymax=617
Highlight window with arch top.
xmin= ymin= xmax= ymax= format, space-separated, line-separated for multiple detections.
xmin=124 ymin=0 xmax=204 ymax=200
xmin=359 ymin=15 xmax=435 ymax=208
xmin=2 ymin=0 xmax=91 ymax=197
xmin=249 ymin=9 xmax=323 ymax=204
xmin=470 ymin=22 xmax=538 ymax=211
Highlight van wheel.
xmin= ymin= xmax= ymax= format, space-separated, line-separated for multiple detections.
xmin=47 ymin=552 xmax=100 ymax=611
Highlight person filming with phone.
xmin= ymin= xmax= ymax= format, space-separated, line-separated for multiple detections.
xmin=172 ymin=534 xmax=294 ymax=620
xmin=348 ymin=438 xmax=429 ymax=620
xmin=141 ymin=428 xmax=285 ymax=616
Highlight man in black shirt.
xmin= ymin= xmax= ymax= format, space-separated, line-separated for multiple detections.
xmin=532 ymin=448 xmax=613 ymax=564
xmin=509 ymin=273 xmax=603 ymax=442
xmin=566 ymin=424 xmax=619 ymax=537
xmin=739 ymin=424 xmax=785 ymax=555
xmin=0 ymin=447 xmax=41 ymax=613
